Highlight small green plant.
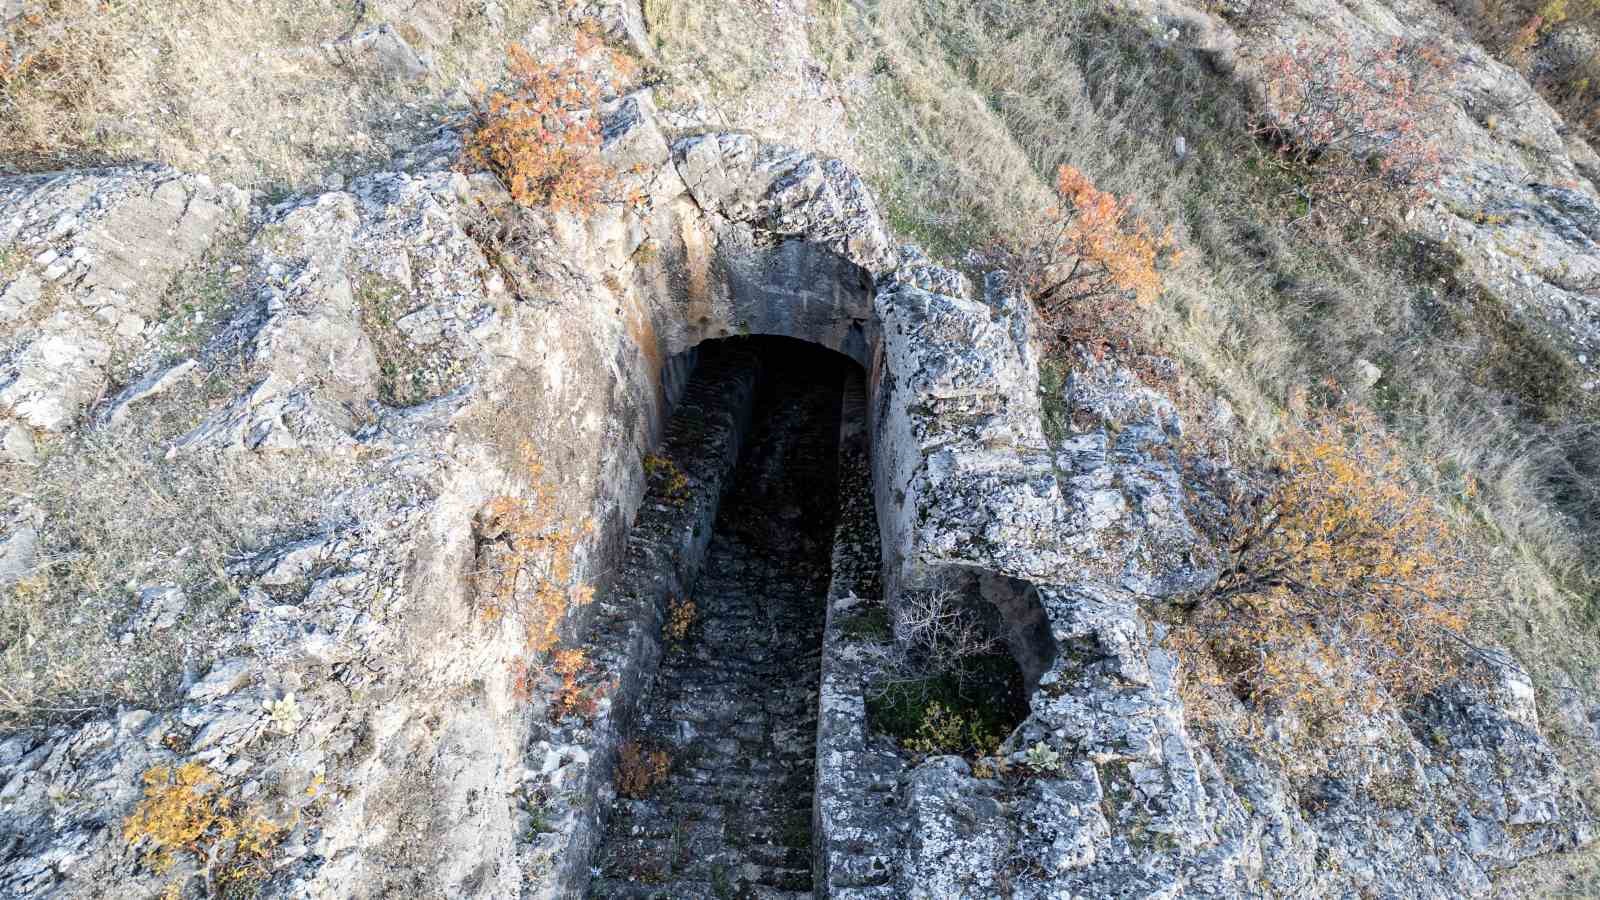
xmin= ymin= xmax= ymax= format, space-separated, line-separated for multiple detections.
xmin=354 ymin=275 xmax=435 ymax=408
xmin=1024 ymin=741 xmax=1063 ymax=774
xmin=903 ymin=701 xmax=1006 ymax=759
xmin=263 ymin=693 xmax=302 ymax=734
xmin=0 ymin=246 xmax=25 ymax=279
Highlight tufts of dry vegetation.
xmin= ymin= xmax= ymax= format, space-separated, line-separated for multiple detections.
xmin=0 ymin=414 xmax=343 ymax=728
xmin=462 ymin=43 xmax=613 ymax=213
xmin=616 ymin=739 xmax=670 ymax=799
xmin=353 ymin=273 xmax=460 ymax=408
xmin=1438 ymin=0 xmax=1600 ymax=145
xmin=122 ymin=762 xmax=284 ymax=895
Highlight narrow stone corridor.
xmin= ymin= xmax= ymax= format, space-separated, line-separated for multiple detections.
xmin=588 ymin=339 xmax=849 ymax=899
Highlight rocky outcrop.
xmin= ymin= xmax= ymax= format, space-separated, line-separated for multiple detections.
xmin=0 ymin=79 xmax=1591 ymax=900
xmin=0 ymin=167 xmax=246 ymax=449
xmin=0 ymin=95 xmax=903 ymax=899
xmin=833 ymin=255 xmax=1592 ymax=897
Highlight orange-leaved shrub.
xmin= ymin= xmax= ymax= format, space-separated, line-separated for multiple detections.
xmin=1256 ymin=38 xmax=1454 ymax=215
xmin=551 ymin=647 xmax=606 ymax=722
xmin=1015 ymin=165 xmax=1178 ymax=354
xmin=123 ymin=763 xmax=283 ymax=891
xmin=1180 ymin=406 xmax=1482 ymax=723
xmin=464 ymin=44 xmax=613 ymax=212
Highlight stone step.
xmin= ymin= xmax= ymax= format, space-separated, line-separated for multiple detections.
xmin=590 ymin=878 xmax=816 ymax=900
xmin=589 ymin=349 xmax=847 ymax=899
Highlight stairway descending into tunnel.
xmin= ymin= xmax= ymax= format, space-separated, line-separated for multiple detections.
xmin=589 ymin=340 xmax=847 ymax=899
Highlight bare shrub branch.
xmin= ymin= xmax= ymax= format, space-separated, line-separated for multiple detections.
xmin=1255 ymin=38 xmax=1456 ymax=218
xmin=1179 ymin=405 xmax=1487 ymax=723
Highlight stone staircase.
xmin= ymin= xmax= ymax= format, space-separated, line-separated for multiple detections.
xmin=588 ymin=342 xmax=846 ymax=899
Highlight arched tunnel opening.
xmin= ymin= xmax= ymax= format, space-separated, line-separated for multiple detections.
xmin=586 ymin=333 xmax=1037 ymax=897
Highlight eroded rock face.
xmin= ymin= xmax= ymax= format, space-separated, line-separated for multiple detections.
xmin=0 ymin=167 xmax=247 ymax=441
xmin=0 ymin=96 xmax=904 ymax=899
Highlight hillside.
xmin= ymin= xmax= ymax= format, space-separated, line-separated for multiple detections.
xmin=4 ymin=0 xmax=1600 ymax=896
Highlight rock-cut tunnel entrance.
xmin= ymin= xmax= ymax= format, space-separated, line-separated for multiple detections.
xmin=588 ymin=336 xmax=859 ymax=897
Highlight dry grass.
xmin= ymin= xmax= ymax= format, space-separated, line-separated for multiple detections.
xmin=0 ymin=403 xmax=347 ymax=727
xmin=641 ymin=0 xmax=768 ymax=116
xmin=0 ymin=0 xmax=544 ymax=192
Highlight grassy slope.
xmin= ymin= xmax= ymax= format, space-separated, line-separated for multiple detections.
xmin=799 ymin=0 xmax=1600 ymax=890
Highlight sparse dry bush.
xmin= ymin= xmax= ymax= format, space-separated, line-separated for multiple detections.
xmin=888 ymin=584 xmax=999 ymax=685
xmin=1256 ymin=38 xmax=1454 ymax=217
xmin=551 ymin=647 xmax=604 ymax=722
xmin=1183 ymin=406 xmax=1483 ymax=723
xmin=463 ymin=44 xmax=613 ymax=213
xmin=123 ymin=762 xmax=284 ymax=894
xmin=474 ymin=439 xmax=595 ymax=655
xmin=665 ymin=596 xmax=696 ymax=644
xmin=865 ymin=582 xmax=1028 ymax=760
xmin=616 ymin=739 xmax=670 ymax=799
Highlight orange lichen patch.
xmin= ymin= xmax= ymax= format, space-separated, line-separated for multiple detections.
xmin=623 ymin=290 xmax=663 ymax=396
xmin=476 ymin=439 xmax=596 ymax=655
